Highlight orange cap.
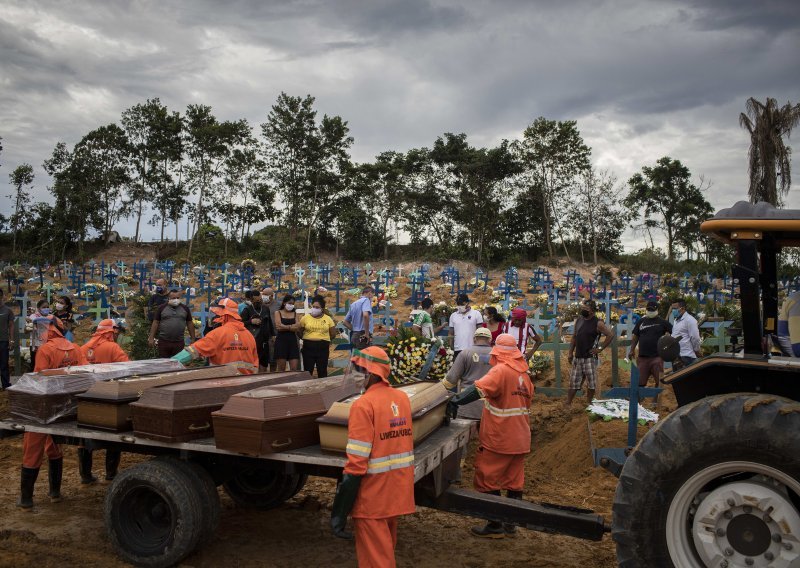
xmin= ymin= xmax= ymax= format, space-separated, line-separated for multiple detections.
xmin=350 ymin=346 xmax=392 ymax=383
xmin=210 ymin=297 xmax=241 ymax=320
xmin=490 ymin=333 xmax=528 ymax=373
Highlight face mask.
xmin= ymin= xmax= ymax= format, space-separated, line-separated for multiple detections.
xmin=646 ymin=310 xmax=658 ymax=318
xmin=55 ymin=303 xmax=65 ymax=311
xmin=169 ymin=299 xmax=180 ymax=307
xmin=310 ymin=307 xmax=323 ymax=317
xmin=457 ymin=305 xmax=468 ymax=314
xmin=155 ymin=286 xmax=164 ymax=293
xmin=580 ymin=309 xmax=591 ymax=318
xmin=40 ymin=308 xmax=51 ymax=315
xmin=286 ymin=303 xmax=295 ymax=311
xmin=263 ymin=295 xmax=272 ymax=302
xmin=672 ymin=308 xmax=681 ymax=319
xmin=252 ymin=300 xmax=262 ymax=307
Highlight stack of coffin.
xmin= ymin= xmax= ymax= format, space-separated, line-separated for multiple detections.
xmin=212 ymin=376 xmax=359 ymax=456
xmin=130 ymin=371 xmax=311 ymax=442
xmin=316 ymin=381 xmax=451 ymax=453
xmin=7 ymin=359 xmax=185 ymax=424
xmin=76 ymin=366 xmax=243 ymax=432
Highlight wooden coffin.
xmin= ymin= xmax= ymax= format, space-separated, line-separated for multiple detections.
xmin=7 ymin=359 xmax=185 ymax=424
xmin=130 ymin=371 xmax=311 ymax=442
xmin=316 ymin=381 xmax=451 ymax=453
xmin=76 ymin=366 xmax=243 ymax=432
xmin=212 ymin=376 xmax=359 ymax=456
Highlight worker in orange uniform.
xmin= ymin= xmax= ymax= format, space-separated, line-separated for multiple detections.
xmin=77 ymin=319 xmax=128 ymax=484
xmin=18 ymin=315 xmax=86 ymax=510
xmin=171 ymin=297 xmax=258 ymax=373
xmin=448 ymin=333 xmax=533 ymax=538
xmin=330 ymin=346 xmax=415 ymax=567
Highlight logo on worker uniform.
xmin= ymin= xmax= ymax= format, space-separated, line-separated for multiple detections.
xmin=224 ymin=332 xmax=247 ymax=352
xmin=390 ymin=401 xmax=399 ymax=417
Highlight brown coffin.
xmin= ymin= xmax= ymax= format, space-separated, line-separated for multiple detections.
xmin=212 ymin=376 xmax=359 ymax=456
xmin=7 ymin=359 xmax=185 ymax=424
xmin=130 ymin=371 xmax=311 ymax=442
xmin=316 ymin=381 xmax=451 ymax=453
xmin=76 ymin=366 xmax=243 ymax=432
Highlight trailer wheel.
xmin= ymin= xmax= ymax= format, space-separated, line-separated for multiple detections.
xmin=613 ymin=394 xmax=800 ymax=567
xmin=155 ymin=456 xmax=220 ymax=540
xmin=105 ymin=459 xmax=203 ymax=568
xmin=223 ymin=466 xmax=304 ymax=510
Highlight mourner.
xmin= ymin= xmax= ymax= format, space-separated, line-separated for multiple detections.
xmin=566 ymin=299 xmax=615 ymax=407
xmin=171 ymin=298 xmax=258 ymax=373
xmin=331 ymin=347 xmax=415 ymax=567
xmin=448 ymin=333 xmax=534 ymax=538
xmin=146 ymin=278 xmax=170 ymax=321
xmin=18 ymin=316 xmax=86 ymax=510
xmin=148 ymin=288 xmax=196 ymax=358
xmin=241 ymin=290 xmax=275 ymax=373
xmin=78 ymin=319 xmax=127 ymax=483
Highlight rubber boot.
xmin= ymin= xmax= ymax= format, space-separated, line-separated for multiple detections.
xmin=17 ymin=467 xmax=39 ymax=510
xmin=48 ymin=458 xmax=63 ymax=502
xmin=77 ymin=447 xmax=97 ymax=485
xmin=504 ymin=490 xmax=524 ymax=535
xmin=105 ymin=449 xmax=121 ymax=481
xmin=471 ymin=520 xmax=505 ymax=539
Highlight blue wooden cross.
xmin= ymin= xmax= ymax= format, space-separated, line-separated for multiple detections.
xmin=192 ymin=303 xmax=209 ymax=338
xmin=352 ymin=267 xmax=360 ymax=289
xmin=597 ymin=291 xmax=619 ymax=324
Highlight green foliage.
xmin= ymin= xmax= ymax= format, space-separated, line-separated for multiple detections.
xmin=127 ymin=294 xmax=158 ymax=361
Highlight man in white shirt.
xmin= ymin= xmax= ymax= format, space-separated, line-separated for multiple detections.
xmin=670 ymin=299 xmax=702 ymax=367
xmin=448 ymin=294 xmax=485 ymax=358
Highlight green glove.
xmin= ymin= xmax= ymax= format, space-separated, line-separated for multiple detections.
xmin=171 ymin=349 xmax=193 ymax=365
xmin=330 ymin=473 xmax=362 ymax=540
xmin=447 ymin=385 xmax=481 ymax=418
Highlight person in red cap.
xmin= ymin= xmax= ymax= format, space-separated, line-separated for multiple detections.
xmin=448 ymin=333 xmax=534 ymax=538
xmin=502 ymin=307 xmax=542 ymax=361
xmin=330 ymin=346 xmax=415 ymax=567
xmin=18 ymin=315 xmax=86 ymax=510
xmin=77 ymin=319 xmax=129 ymax=484
xmin=171 ymin=298 xmax=258 ymax=373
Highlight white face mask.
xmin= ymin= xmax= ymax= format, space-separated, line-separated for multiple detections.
xmin=457 ymin=305 xmax=468 ymax=314
xmin=55 ymin=303 xmax=65 ymax=311
xmin=310 ymin=307 xmax=323 ymax=317
xmin=285 ymin=303 xmax=295 ymax=311
xmin=169 ymin=299 xmax=181 ymax=307
xmin=263 ymin=295 xmax=272 ymax=302
xmin=646 ymin=310 xmax=658 ymax=318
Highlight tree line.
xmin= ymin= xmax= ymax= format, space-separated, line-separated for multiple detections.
xmin=1 ymin=95 xmax=797 ymax=264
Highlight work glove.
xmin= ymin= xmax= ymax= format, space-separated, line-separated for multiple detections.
xmin=330 ymin=473 xmax=362 ymax=540
xmin=447 ymin=385 xmax=481 ymax=419
xmin=171 ymin=349 xmax=193 ymax=365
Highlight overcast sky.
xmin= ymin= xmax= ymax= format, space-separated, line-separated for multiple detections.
xmin=1 ymin=0 xmax=799 ymax=251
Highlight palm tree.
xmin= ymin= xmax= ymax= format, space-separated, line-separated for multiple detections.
xmin=739 ymin=97 xmax=800 ymax=206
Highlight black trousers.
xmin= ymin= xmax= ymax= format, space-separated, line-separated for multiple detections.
xmin=302 ymin=340 xmax=330 ymax=378
xmin=0 ymin=341 xmax=9 ymax=388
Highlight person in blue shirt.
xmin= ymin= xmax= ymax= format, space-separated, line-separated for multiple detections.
xmin=343 ymin=286 xmax=374 ymax=349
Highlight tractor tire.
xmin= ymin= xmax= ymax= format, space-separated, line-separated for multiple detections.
xmin=154 ymin=456 xmax=220 ymax=541
xmin=223 ymin=465 xmax=305 ymax=510
xmin=613 ymin=393 xmax=800 ymax=567
xmin=105 ymin=459 xmax=204 ymax=568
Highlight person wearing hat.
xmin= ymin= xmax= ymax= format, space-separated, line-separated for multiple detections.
xmin=447 ymin=333 xmax=534 ymax=538
xmin=77 ymin=319 xmax=128 ymax=484
xmin=171 ymin=298 xmax=258 ymax=373
xmin=627 ymin=301 xmax=672 ymax=387
xmin=448 ymin=294 xmax=485 ymax=358
xmin=18 ymin=315 xmax=86 ymax=510
xmin=330 ymin=346 xmax=415 ymax=567
xmin=565 ymin=299 xmax=615 ymax=407
xmin=443 ymin=327 xmax=493 ymax=420
xmin=502 ymin=307 xmax=542 ymax=361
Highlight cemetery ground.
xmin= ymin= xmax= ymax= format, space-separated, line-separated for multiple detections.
xmin=0 ymin=245 xmax=694 ymax=567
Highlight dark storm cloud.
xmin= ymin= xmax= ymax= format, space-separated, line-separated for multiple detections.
xmin=0 ymin=0 xmax=798 ymax=243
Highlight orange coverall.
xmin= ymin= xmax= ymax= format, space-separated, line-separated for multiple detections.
xmin=81 ymin=336 xmax=129 ymax=364
xmin=186 ymin=319 xmax=258 ymax=372
xmin=24 ymin=336 xmax=86 ymax=468
xmin=344 ymin=381 xmax=416 ymax=568
xmin=473 ymin=360 xmax=533 ymax=492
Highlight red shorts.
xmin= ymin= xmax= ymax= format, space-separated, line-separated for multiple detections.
xmin=637 ymin=356 xmax=663 ymax=386
xmin=473 ymin=446 xmax=525 ymax=492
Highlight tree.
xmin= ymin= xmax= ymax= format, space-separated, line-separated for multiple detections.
xmin=624 ymin=157 xmax=712 ymax=261
xmin=183 ymin=105 xmax=249 ymax=260
xmin=739 ymin=97 xmax=800 ymax=206
xmin=8 ymin=164 xmax=34 ymax=255
xmin=516 ymin=118 xmax=591 ymax=259
xmin=72 ymin=124 xmax=131 ymax=243
xmin=360 ymin=152 xmax=407 ymax=260
xmin=146 ymin=107 xmax=185 ymax=243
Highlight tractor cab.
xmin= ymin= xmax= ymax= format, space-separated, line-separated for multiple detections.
xmin=663 ymin=201 xmax=800 ymax=406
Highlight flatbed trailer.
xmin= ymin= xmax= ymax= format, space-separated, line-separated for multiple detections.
xmin=0 ymin=418 xmax=608 ymax=567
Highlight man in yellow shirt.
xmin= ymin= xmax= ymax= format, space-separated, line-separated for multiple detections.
xmin=298 ymin=295 xmax=337 ymax=377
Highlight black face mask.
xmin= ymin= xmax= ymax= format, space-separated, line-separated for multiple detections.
xmin=580 ymin=309 xmax=591 ymax=318
xmin=253 ymin=301 xmax=262 ymax=308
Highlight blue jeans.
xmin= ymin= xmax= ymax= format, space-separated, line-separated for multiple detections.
xmin=680 ymin=356 xmax=696 ymax=367
xmin=0 ymin=341 xmax=10 ymax=388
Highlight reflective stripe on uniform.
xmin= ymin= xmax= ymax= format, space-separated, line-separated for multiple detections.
xmin=367 ymin=450 xmax=414 ymax=474
xmin=483 ymin=401 xmax=530 ymax=418
xmin=346 ymin=438 xmax=373 ymax=458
